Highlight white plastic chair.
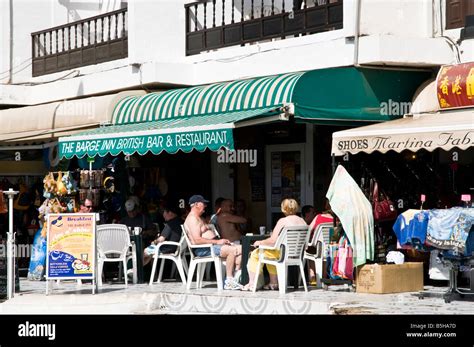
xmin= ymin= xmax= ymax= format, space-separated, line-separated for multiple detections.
xmin=96 ymin=224 xmax=134 ymax=287
xmin=149 ymin=234 xmax=188 ymax=285
xmin=182 ymin=225 xmax=224 ymax=291
xmin=204 ymin=224 xmax=222 ymax=281
xmin=303 ymin=222 xmax=333 ymax=288
xmin=252 ymin=225 xmax=310 ymax=294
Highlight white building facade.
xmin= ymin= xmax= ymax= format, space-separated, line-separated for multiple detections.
xmin=0 ymin=0 xmax=472 ymax=228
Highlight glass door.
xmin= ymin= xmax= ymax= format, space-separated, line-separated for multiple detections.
xmin=265 ymin=144 xmax=306 ymax=228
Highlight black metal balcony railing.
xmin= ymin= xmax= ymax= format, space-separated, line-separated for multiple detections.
xmin=185 ymin=0 xmax=343 ymax=56
xmin=32 ymin=8 xmax=128 ymax=77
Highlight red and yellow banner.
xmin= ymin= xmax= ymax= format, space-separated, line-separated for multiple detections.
xmin=437 ymin=62 xmax=474 ymax=109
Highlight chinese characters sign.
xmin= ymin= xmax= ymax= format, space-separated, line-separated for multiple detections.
xmin=46 ymin=213 xmax=95 ymax=279
xmin=437 ymin=62 xmax=474 ymax=109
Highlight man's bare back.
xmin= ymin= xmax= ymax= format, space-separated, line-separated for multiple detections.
xmin=217 ymin=200 xmax=247 ymax=242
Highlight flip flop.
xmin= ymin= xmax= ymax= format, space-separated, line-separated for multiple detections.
xmin=263 ymin=283 xmax=279 ymax=291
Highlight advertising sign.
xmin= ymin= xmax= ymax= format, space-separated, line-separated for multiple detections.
xmin=46 ymin=213 xmax=95 ymax=279
xmin=437 ymin=62 xmax=474 ymax=109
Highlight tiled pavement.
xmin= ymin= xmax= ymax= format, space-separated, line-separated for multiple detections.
xmin=1 ymin=279 xmax=473 ymax=314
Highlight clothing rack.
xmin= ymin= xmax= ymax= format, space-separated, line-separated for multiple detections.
xmin=415 ymin=195 xmax=474 ymax=303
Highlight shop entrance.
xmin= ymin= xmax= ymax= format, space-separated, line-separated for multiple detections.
xmin=265 ymin=143 xmax=306 ymax=228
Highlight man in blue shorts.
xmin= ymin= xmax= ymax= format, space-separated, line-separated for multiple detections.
xmin=184 ymin=195 xmax=242 ymax=290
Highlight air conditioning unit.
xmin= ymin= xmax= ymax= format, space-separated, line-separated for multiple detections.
xmin=461 ymin=15 xmax=474 ymax=41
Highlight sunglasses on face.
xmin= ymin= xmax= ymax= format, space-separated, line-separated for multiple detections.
xmin=84 ymin=205 xmax=93 ymax=209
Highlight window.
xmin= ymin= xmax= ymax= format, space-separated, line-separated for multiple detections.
xmin=446 ymin=0 xmax=474 ymax=29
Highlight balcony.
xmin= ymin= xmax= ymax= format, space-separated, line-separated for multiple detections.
xmin=31 ymin=8 xmax=128 ymax=77
xmin=185 ymin=0 xmax=343 ymax=56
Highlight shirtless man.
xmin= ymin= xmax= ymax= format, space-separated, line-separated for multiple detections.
xmin=184 ymin=195 xmax=243 ymax=290
xmin=217 ymin=199 xmax=247 ymax=243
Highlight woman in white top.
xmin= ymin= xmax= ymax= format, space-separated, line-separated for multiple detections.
xmin=242 ymin=198 xmax=307 ymax=291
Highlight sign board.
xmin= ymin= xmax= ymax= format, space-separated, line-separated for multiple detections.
xmin=59 ymin=127 xmax=234 ymax=159
xmin=46 ymin=213 xmax=96 ymax=280
xmin=437 ymin=62 xmax=474 ymax=109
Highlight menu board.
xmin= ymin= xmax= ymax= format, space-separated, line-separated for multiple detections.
xmin=46 ymin=213 xmax=95 ymax=279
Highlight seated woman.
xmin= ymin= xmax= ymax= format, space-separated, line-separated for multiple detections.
xmin=242 ymin=198 xmax=306 ymax=291
xmin=307 ymin=204 xmax=335 ymax=285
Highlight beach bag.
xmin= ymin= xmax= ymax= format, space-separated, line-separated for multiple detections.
xmin=332 ymin=235 xmax=354 ymax=280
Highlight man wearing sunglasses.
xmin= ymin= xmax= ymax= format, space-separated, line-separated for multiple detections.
xmin=79 ymin=198 xmax=94 ymax=213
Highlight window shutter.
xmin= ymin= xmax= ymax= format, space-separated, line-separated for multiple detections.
xmin=446 ymin=0 xmax=464 ymax=29
xmin=467 ymin=0 xmax=474 ymax=18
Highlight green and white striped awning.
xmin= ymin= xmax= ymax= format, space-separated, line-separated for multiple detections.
xmin=59 ymin=107 xmax=281 ymax=159
xmin=112 ymin=72 xmax=303 ymax=124
xmin=59 ymin=67 xmax=431 ymax=159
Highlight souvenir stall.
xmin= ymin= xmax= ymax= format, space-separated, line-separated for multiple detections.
xmin=330 ymin=62 xmax=474 ymax=297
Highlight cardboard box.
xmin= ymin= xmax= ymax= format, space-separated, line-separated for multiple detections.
xmin=356 ymin=262 xmax=423 ymax=294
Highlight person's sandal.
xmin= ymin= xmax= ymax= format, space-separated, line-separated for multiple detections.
xmin=263 ymin=283 xmax=279 ymax=291
xmin=241 ymin=283 xmax=252 ymax=291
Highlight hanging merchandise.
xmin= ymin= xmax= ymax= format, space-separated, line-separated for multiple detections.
xmin=331 ymin=234 xmax=354 ymax=280
xmin=372 ymin=180 xmax=397 ymax=222
xmin=67 ymin=199 xmax=77 ymax=213
xmin=43 ymin=173 xmax=56 ymax=199
xmin=62 ymin=171 xmax=78 ymax=195
xmin=56 ymin=172 xmax=67 ymax=196
xmin=80 ymin=170 xmax=90 ymax=189
xmin=93 ymin=170 xmax=103 ymax=189
xmin=103 ymin=176 xmax=116 ymax=193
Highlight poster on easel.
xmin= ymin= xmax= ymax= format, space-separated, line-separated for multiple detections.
xmin=46 ymin=213 xmax=96 ymax=293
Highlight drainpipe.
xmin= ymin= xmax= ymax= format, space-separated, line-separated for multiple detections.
xmin=353 ymin=0 xmax=361 ymax=67
xmin=439 ymin=0 xmax=443 ymax=37
xmin=7 ymin=0 xmax=13 ymax=84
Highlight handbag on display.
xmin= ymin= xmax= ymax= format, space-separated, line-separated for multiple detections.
xmin=332 ymin=235 xmax=354 ymax=280
xmin=372 ymin=180 xmax=397 ymax=222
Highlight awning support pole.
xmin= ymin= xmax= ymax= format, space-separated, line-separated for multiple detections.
xmin=331 ymin=154 xmax=336 ymax=176
xmin=4 ymin=188 xmax=18 ymax=300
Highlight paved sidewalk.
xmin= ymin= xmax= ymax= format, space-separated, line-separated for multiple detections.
xmin=0 ymin=279 xmax=473 ymax=314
